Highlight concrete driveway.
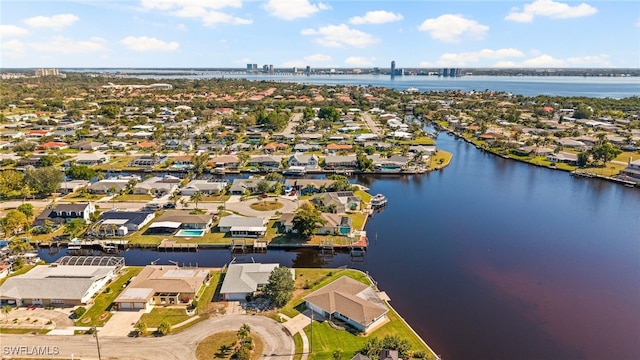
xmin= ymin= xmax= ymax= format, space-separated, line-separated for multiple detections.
xmin=99 ymin=310 xmax=145 ymax=337
xmin=0 ymin=314 xmax=294 ymax=360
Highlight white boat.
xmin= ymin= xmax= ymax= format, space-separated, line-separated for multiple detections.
xmin=370 ymin=194 xmax=388 ymax=207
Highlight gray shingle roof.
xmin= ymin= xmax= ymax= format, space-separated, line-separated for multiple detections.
xmin=220 ymin=263 xmax=283 ymax=295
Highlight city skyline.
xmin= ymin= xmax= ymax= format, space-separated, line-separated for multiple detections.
xmin=1 ymin=0 xmax=639 ymax=69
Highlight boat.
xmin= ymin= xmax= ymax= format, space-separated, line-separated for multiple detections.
xmin=282 ymin=166 xmax=306 ymax=176
xmin=370 ymin=194 xmax=388 ymax=207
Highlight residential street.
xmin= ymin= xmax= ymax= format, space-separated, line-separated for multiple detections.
xmin=0 ymin=314 xmax=294 ymax=360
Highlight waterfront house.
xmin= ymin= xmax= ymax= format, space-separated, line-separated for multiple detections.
xmin=555 ymin=138 xmax=588 ymax=150
xmin=181 ymin=180 xmax=227 ymax=196
xmin=94 ymin=210 xmax=156 ymax=236
xmin=324 ymin=155 xmax=358 ymax=170
xmin=33 ymin=202 xmax=96 ymax=226
xmin=313 ymin=191 xmax=361 ymax=213
xmin=546 ymin=152 xmax=579 ymax=165
xmin=288 ymin=153 xmax=320 ymax=169
xmin=304 ymin=276 xmax=388 ymax=333
xmin=133 ymin=175 xmax=180 ymax=197
xmin=619 ymin=158 xmax=640 ymax=182
xmin=220 ymin=263 xmax=292 ymax=301
xmin=247 ymin=156 xmax=280 ymax=170
xmin=279 ymin=212 xmax=352 ymax=236
xmin=368 ymin=155 xmax=410 ymax=172
xmin=0 ymin=256 xmax=122 ymax=307
xmin=217 ymin=215 xmax=268 ymax=238
xmin=128 ymin=154 xmax=168 ymax=167
xmin=518 ymin=145 xmax=554 ymax=156
xmin=325 ymin=143 xmax=353 ymax=153
xmin=210 ymin=155 xmax=241 ymax=170
xmin=114 ymin=265 xmax=209 ymax=310
xmin=171 ymin=155 xmax=194 ymax=169
xmin=154 ymin=210 xmax=213 ymax=230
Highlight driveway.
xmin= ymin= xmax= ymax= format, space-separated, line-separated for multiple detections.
xmin=99 ymin=310 xmax=145 ymax=337
xmin=0 ymin=314 xmax=294 ymax=360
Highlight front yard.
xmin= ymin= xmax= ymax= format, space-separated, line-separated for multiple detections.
xmin=76 ymin=267 xmax=142 ymax=327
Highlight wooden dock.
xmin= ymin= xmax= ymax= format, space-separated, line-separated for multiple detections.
xmin=157 ymin=239 xmax=198 ymax=252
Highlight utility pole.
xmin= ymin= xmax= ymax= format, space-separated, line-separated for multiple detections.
xmin=92 ymin=326 xmax=102 ymax=360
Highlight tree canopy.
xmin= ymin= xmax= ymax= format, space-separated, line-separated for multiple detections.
xmin=66 ymin=165 xmax=96 ymax=180
xmin=292 ymin=203 xmax=326 ymax=239
xmin=24 ymin=167 xmax=64 ymax=196
xmin=264 ymin=266 xmax=295 ymax=307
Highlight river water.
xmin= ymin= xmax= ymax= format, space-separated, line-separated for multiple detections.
xmin=40 ymin=132 xmax=640 ymax=359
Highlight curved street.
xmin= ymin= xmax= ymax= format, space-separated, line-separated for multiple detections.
xmin=0 ymin=314 xmax=294 ymax=360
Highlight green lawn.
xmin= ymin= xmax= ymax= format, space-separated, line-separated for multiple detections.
xmin=306 ymin=321 xmax=366 ymax=359
xmin=346 ymin=212 xmax=367 ymax=231
xmin=353 ymin=190 xmax=372 ymax=203
xmin=430 ymin=150 xmax=453 ymax=169
xmin=0 ymin=328 xmax=51 ymax=335
xmin=292 ymin=332 xmax=304 ymax=360
xmin=280 ymin=269 xmax=368 ymax=318
xmin=197 ymin=271 xmax=222 ymax=314
xmin=76 ymin=267 xmax=142 ymax=327
xmin=139 ymin=307 xmax=191 ymax=328
xmin=114 ymin=194 xmax=153 ymax=201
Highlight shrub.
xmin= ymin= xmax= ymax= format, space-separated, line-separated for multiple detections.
xmin=104 ymin=287 xmax=111 ymax=294
xmin=73 ymin=306 xmax=87 ymax=318
xmin=157 ymin=321 xmax=171 ymax=336
xmin=412 ymin=350 xmax=426 ymax=358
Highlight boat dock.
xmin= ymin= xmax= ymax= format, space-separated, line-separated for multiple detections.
xmin=157 ymin=239 xmax=198 ymax=252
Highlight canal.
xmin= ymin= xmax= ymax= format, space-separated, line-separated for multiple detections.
xmin=40 ymin=132 xmax=640 ymax=359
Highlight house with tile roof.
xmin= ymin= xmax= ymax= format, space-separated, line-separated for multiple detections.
xmin=304 ymin=276 xmax=388 ymax=333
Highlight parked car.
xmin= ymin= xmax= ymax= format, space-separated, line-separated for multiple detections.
xmin=163 ymin=203 xmax=176 ymax=209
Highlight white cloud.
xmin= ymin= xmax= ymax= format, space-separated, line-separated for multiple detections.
xmin=435 ymin=48 xmax=525 ymax=66
xmin=305 ymin=53 xmax=332 ymax=62
xmin=0 ymin=25 xmax=28 ymax=38
xmin=495 ymin=54 xmax=610 ymax=67
xmin=264 ymin=0 xmax=330 ymax=20
xmin=121 ymin=36 xmax=179 ymax=52
xmin=140 ymin=0 xmax=241 ymax=11
xmin=31 ymin=36 xmax=108 ymax=54
xmin=566 ymin=54 xmax=611 ymax=67
xmin=418 ymin=14 xmax=489 ymax=42
xmin=23 ymin=14 xmax=79 ymax=30
xmin=505 ymin=0 xmax=597 ymax=23
xmin=344 ymin=56 xmax=376 ymax=66
xmin=139 ymin=0 xmax=251 ymax=26
xmin=301 ymin=24 xmax=377 ymax=48
xmin=1 ymin=40 xmax=26 ymax=58
xmin=349 ymin=11 xmax=403 ymax=25
xmin=281 ymin=53 xmax=332 ymax=67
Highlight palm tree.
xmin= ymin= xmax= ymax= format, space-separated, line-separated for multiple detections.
xmin=180 ymin=198 xmax=189 ymax=210
xmin=108 ymin=185 xmax=118 ymax=209
xmin=190 ymin=192 xmax=203 ymax=210
xmin=2 ymin=305 xmax=12 ymax=321
xmin=21 ymin=184 xmax=33 ymax=203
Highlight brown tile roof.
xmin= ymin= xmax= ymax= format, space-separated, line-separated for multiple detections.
xmin=304 ymin=276 xmax=388 ymax=327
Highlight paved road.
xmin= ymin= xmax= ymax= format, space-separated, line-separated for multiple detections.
xmin=361 ymin=112 xmax=382 ymax=136
xmin=277 ymin=113 xmax=303 ymax=136
xmin=0 ymin=314 xmax=294 ymax=360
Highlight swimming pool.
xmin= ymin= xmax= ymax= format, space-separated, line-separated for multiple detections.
xmin=175 ymin=229 xmax=206 ymax=237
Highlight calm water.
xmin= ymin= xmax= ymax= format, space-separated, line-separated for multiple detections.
xmin=40 ymin=133 xmax=640 ymax=359
xmin=77 ymin=69 xmax=640 ymax=98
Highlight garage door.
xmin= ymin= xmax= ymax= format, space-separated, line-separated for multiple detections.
xmin=134 ymin=303 xmax=144 ymax=309
xmin=119 ymin=302 xmax=132 ymax=309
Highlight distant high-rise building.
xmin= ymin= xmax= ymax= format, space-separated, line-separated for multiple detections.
xmin=293 ymin=67 xmax=298 ymax=73
xmin=252 ymin=64 xmax=258 ymax=70
xmin=305 ymin=66 xmax=311 ymax=75
xmin=269 ymin=64 xmax=274 ymax=74
xmin=449 ymin=68 xmax=456 ymax=77
xmin=262 ymin=64 xmax=269 ymax=73
xmin=390 ymin=61 xmax=396 ymax=79
xmin=247 ymin=64 xmax=252 ymax=70
xmin=35 ymin=68 xmax=59 ymax=77
xmin=442 ymin=68 xmax=449 ymax=77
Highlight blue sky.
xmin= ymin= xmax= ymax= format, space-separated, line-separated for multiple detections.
xmin=1 ymin=0 xmax=639 ymax=68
